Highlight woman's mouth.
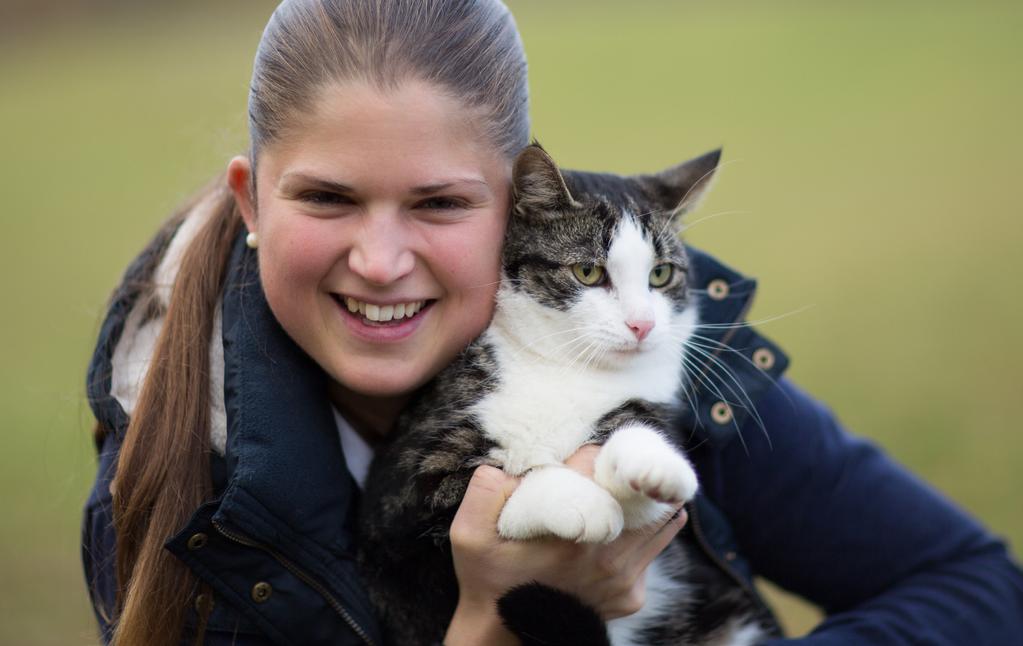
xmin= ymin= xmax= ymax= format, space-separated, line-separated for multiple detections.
xmin=331 ymin=294 xmax=436 ymax=337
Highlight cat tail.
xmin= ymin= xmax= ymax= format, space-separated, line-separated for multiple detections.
xmin=497 ymin=582 xmax=611 ymax=646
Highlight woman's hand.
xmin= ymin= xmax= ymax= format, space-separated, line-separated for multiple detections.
xmin=443 ymin=445 xmax=688 ymax=645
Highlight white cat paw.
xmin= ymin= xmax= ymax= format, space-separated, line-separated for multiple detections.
xmin=595 ymin=424 xmax=699 ymax=506
xmin=498 ymin=466 xmax=624 ymax=543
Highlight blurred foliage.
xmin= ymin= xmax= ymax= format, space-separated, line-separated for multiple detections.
xmin=1 ymin=1 xmax=1020 ymax=643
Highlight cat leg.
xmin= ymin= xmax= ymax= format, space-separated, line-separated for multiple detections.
xmin=498 ymin=465 xmax=625 ymax=543
xmin=593 ymin=423 xmax=699 ymax=529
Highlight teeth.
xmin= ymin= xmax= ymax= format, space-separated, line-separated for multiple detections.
xmin=344 ymin=297 xmax=427 ymax=322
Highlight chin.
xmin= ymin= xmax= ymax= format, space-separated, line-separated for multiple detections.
xmin=332 ymin=363 xmax=430 ymax=399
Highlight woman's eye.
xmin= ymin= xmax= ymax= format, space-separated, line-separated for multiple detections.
xmin=417 ymin=197 xmax=466 ymax=211
xmin=572 ymin=263 xmax=607 ymax=287
xmin=649 ymin=263 xmax=675 ymax=288
xmin=299 ymin=191 xmax=352 ymax=206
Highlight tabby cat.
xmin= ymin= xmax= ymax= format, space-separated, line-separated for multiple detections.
xmin=356 ymin=144 xmax=779 ymax=645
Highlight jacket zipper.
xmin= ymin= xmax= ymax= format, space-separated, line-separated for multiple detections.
xmin=685 ymin=501 xmax=775 ymax=623
xmin=212 ymin=520 xmax=377 ymax=646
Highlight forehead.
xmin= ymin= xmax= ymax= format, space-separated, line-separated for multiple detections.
xmin=566 ymin=172 xmax=683 ymax=259
xmin=257 ymin=79 xmax=508 ymax=190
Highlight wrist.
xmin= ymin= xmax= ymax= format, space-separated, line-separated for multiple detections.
xmin=444 ymin=597 xmax=518 ymax=646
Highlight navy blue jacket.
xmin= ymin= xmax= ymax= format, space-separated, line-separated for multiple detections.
xmin=84 ymin=231 xmax=1023 ymax=644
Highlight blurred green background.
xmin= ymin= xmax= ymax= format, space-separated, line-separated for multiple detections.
xmin=2 ymin=1 xmax=1020 ymax=643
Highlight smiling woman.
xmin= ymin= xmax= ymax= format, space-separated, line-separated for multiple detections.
xmin=227 ymin=79 xmax=511 ymax=404
xmin=83 ymin=1 xmax=535 ymax=644
xmin=77 ymin=1 xmax=1023 ymax=645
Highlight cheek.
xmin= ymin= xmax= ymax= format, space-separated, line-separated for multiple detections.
xmin=428 ymin=217 xmax=507 ymax=344
xmin=652 ymin=295 xmax=675 ymax=328
xmin=575 ymin=289 xmax=618 ymax=330
xmin=259 ymin=217 xmax=342 ymax=318
xmin=426 ymin=216 xmax=505 ymax=293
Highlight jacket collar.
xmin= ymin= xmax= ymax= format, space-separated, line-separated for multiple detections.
xmin=216 ymin=232 xmax=358 ymax=549
xmin=681 ymin=246 xmax=790 ymax=448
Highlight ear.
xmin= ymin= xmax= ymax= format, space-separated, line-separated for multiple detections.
xmin=512 ymin=142 xmax=580 ymax=217
xmin=638 ymin=148 xmax=722 ymax=217
xmin=226 ymin=155 xmax=258 ymax=234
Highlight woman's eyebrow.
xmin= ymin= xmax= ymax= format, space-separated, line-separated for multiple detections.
xmin=280 ymin=171 xmax=489 ymax=194
xmin=279 ymin=172 xmax=354 ymax=194
xmin=410 ymin=178 xmax=489 ymax=195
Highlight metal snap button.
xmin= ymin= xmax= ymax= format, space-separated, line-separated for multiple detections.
xmin=752 ymin=347 xmax=776 ymax=370
xmin=194 ymin=593 xmax=214 ymax=613
xmin=187 ymin=533 xmax=208 ymax=551
xmin=251 ymin=582 xmax=273 ymax=603
xmin=710 ymin=401 xmax=733 ymax=425
xmin=707 ymin=279 xmax=730 ymax=301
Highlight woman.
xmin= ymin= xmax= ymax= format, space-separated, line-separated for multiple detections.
xmin=82 ymin=0 xmax=1023 ymax=644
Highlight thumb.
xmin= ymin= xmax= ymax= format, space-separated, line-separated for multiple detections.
xmin=455 ymin=465 xmax=520 ymax=526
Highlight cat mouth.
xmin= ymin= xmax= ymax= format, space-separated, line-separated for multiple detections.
xmin=610 ymin=340 xmax=649 ymax=355
xmin=331 ymin=294 xmax=435 ymax=326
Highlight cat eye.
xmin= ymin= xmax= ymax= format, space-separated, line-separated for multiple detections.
xmin=649 ymin=263 xmax=675 ymax=288
xmin=572 ymin=264 xmax=606 ymax=286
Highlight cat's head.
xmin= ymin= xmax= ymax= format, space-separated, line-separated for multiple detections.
xmin=496 ymin=143 xmax=720 ymax=369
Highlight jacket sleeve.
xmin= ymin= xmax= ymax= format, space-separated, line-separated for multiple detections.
xmin=708 ymin=378 xmax=1023 ymax=645
xmin=81 ymin=431 xmax=274 ymax=646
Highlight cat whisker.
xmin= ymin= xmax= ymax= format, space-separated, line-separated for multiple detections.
xmin=679 ymin=336 xmax=764 ymax=424
xmin=546 ymin=331 xmax=601 ymax=359
xmin=678 ymin=352 xmax=751 ymax=456
xmin=671 ymin=349 xmax=703 ymax=418
xmin=678 ymin=209 xmax=752 ymax=234
xmin=509 ymin=327 xmax=599 ymax=366
xmin=466 ymin=279 xmax=505 ymax=290
xmin=522 ymin=325 xmax=598 ymax=348
xmin=680 ymin=341 xmax=770 ymax=449
xmin=561 ymin=335 xmax=603 ymax=375
xmin=692 ymin=306 xmax=812 ymax=330
xmin=685 ymin=333 xmax=796 ymax=411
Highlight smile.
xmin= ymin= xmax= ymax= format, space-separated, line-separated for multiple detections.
xmin=333 ymin=294 xmax=433 ymax=325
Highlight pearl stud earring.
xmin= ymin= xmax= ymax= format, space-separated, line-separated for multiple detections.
xmin=246 ymin=232 xmax=259 ymax=249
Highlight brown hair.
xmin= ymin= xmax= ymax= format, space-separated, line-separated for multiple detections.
xmin=103 ymin=1 xmax=529 ymax=644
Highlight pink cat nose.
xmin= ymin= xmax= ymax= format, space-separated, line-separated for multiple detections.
xmin=627 ymin=319 xmax=655 ymax=341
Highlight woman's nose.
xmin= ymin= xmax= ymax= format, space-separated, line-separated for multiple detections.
xmin=347 ymin=213 xmax=416 ymax=286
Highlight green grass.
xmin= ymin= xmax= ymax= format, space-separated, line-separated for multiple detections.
xmin=2 ymin=1 xmax=1020 ymax=642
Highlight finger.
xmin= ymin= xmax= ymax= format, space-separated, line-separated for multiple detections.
xmin=455 ymin=465 xmax=520 ymax=525
xmin=624 ymin=505 xmax=688 ymax=571
xmin=564 ymin=444 xmax=601 ymax=478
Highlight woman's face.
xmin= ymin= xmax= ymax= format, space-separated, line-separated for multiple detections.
xmin=229 ymin=80 xmax=511 ymax=399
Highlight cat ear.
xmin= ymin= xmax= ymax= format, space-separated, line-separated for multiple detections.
xmin=637 ymin=148 xmax=722 ymax=217
xmin=512 ymin=142 xmax=581 ymax=217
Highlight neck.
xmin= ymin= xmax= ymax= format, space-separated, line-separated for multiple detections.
xmin=327 ymin=382 xmax=411 ymax=447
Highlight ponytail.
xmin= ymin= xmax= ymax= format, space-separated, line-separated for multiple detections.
xmin=108 ymin=176 xmax=242 ymax=645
